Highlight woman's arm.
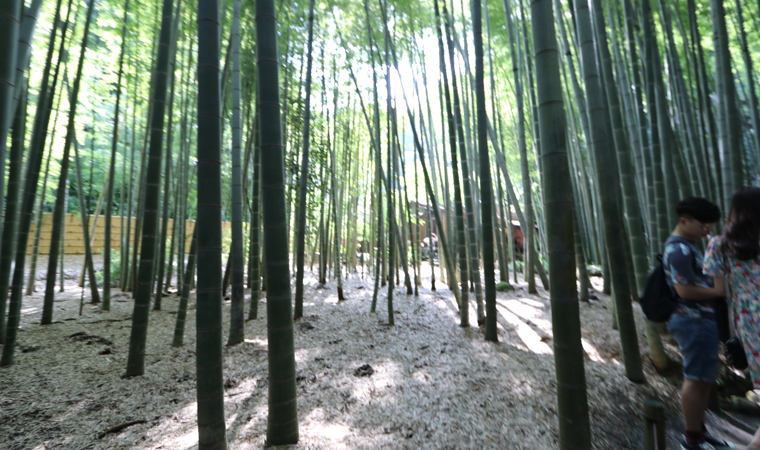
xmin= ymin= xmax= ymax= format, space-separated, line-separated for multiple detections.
xmin=673 ymin=280 xmax=725 ymax=300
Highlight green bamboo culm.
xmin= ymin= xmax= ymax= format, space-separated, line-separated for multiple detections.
xmin=433 ymin=0 xmax=468 ymax=321
xmin=531 ymin=0 xmax=591 ymax=446
xmin=0 ymin=0 xmax=71 ymax=354
xmin=172 ymin=227 xmax=197 ymax=347
xmin=227 ymin=0 xmax=245 ymax=345
xmin=256 ymin=0 xmax=299 ymax=444
xmin=41 ymin=0 xmax=97 ymax=325
xmin=247 ymin=134 xmax=261 ymax=320
xmin=573 ymin=0 xmax=644 ymax=383
xmin=71 ymin=116 xmax=102 ymax=304
xmin=125 ymin=0 xmax=175 ymax=377
xmin=0 ymin=0 xmax=22 ymax=262
xmin=0 ymin=80 xmax=27 ymax=334
xmin=154 ymin=0 xmax=183 ymax=311
xmin=9 ymin=0 xmax=43 ymax=122
xmin=293 ymin=0 xmax=317 ymax=321
xmin=7 ymin=0 xmax=43 ymax=302
xmin=530 ymin=0 xmax=591 ymax=444
xmin=592 ymin=0 xmax=668 ymax=372
xmin=383 ymin=18 xmax=395 ymax=326
xmin=734 ymin=0 xmax=760 ymax=176
xmin=103 ymin=0 xmax=132 ymax=311
xmin=0 ymin=81 xmax=26 ymax=343
xmin=2 ymin=0 xmax=68 ymax=363
xmin=471 ymin=0 xmax=498 ymax=342
xmin=711 ymin=0 xmax=745 ymax=208
xmin=0 ymin=0 xmax=43 ymax=293
xmin=195 ymin=0 xmax=228 ymax=446
xmin=507 ymin=0 xmax=537 ymax=295
xmin=443 ymin=0 xmax=477 ymax=323
xmin=640 ymin=0 xmax=669 ymax=248
xmin=378 ymin=0 xmax=462 ymax=309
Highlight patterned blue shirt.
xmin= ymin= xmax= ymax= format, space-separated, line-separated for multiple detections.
xmin=662 ymin=235 xmax=714 ymax=313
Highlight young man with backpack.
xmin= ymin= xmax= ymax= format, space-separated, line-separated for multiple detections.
xmin=663 ymin=197 xmax=734 ymax=450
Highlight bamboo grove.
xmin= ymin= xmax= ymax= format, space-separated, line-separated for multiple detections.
xmin=1 ymin=0 xmax=759 ymax=447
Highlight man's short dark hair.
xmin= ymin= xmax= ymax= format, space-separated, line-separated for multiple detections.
xmin=675 ymin=197 xmax=721 ymax=223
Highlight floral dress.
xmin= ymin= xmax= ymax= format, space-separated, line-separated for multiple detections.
xmin=704 ymin=235 xmax=760 ymax=388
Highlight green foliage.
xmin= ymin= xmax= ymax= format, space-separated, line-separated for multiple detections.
xmin=93 ymin=250 xmax=122 ymax=288
xmin=495 ymin=281 xmax=514 ymax=291
xmin=586 ymin=264 xmax=603 ymax=277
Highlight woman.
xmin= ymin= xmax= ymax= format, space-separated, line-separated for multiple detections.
xmin=704 ymin=186 xmax=760 ymax=450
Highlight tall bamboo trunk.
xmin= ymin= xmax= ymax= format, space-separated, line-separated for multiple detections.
xmin=503 ymin=0 xmax=536 ymax=294
xmin=532 ymin=0 xmax=591 ymax=446
xmin=591 ymin=0 xmax=668 ymax=371
xmin=379 ymin=0 xmax=461 ymax=308
xmin=172 ymin=227 xmax=197 ymax=347
xmin=574 ymin=0 xmax=644 ymax=383
xmin=443 ymin=1 xmax=483 ymax=322
xmin=42 ymin=0 xmax=97 ymax=324
xmin=0 ymin=81 xmax=27 ymax=327
xmin=257 ymin=0 xmax=298 ymax=442
xmin=471 ymin=0 xmax=498 ymax=341
xmin=247 ymin=128 xmax=261 ymax=320
xmin=0 ymin=0 xmax=23 ymax=253
xmin=711 ymin=0 xmax=744 ymax=210
xmin=195 ymin=1 xmax=228 ymax=446
xmin=154 ymin=0 xmax=183 ymax=311
xmin=293 ymin=0 xmax=317 ymax=320
xmin=226 ymin=0 xmax=245 ymax=345
xmin=734 ymin=0 xmax=760 ymax=176
xmin=103 ymin=0 xmax=130 ymax=310
xmin=1 ymin=0 xmax=68 ymax=361
xmin=125 ymin=0 xmax=176 ymax=377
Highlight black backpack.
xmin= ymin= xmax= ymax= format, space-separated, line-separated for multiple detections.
xmin=639 ymin=254 xmax=679 ymax=322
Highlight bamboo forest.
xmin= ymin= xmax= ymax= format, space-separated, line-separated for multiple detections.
xmin=2 ymin=0 xmax=760 ymax=447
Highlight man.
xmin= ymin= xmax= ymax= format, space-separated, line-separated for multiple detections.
xmin=663 ymin=197 xmax=735 ymax=450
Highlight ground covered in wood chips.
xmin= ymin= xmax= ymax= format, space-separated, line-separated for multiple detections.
xmin=2 ymin=256 xmax=759 ymax=449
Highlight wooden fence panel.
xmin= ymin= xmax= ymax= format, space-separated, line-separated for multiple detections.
xmin=25 ymin=214 xmax=223 ymax=255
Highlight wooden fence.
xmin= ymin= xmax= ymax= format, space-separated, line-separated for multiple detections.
xmin=26 ymin=214 xmax=231 ymax=255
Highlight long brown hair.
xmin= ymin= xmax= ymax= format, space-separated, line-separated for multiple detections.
xmin=724 ymin=186 xmax=760 ymax=261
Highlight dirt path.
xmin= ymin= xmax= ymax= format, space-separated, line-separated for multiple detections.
xmin=0 ymin=263 xmax=757 ymax=449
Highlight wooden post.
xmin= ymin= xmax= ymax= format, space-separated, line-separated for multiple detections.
xmin=643 ymin=399 xmax=666 ymax=450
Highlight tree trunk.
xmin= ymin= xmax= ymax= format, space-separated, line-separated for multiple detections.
xmin=42 ymin=0 xmax=97 ymax=324
xmin=1 ymin=0 xmax=68 ymax=362
xmin=293 ymin=0 xmax=316 ymax=320
xmin=533 ymin=0 xmax=592 ymax=446
xmin=227 ymin=0 xmax=245 ymax=345
xmin=0 ymin=0 xmax=23 ymax=255
xmin=471 ymin=0 xmax=498 ymax=341
xmin=195 ymin=1 xmax=228 ymax=446
xmin=574 ymin=0 xmax=644 ymax=383
xmin=257 ymin=0 xmax=299 ymax=442
xmin=172 ymin=227 xmax=197 ymax=347
xmin=154 ymin=0 xmax=183 ymax=311
xmin=443 ymin=1 xmax=482 ymax=322
xmin=711 ymin=0 xmax=744 ymax=210
xmin=103 ymin=0 xmax=130 ymax=311
xmin=125 ymin=0 xmax=176 ymax=377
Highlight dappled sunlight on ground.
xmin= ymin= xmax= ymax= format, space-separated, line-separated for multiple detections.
xmin=21 ymin=307 xmax=40 ymax=315
xmin=496 ymin=302 xmax=553 ymax=354
xmin=581 ymin=338 xmax=606 ymax=363
xmin=323 ymin=294 xmax=340 ymax=305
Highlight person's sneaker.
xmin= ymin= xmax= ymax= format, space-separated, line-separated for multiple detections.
xmin=680 ymin=437 xmax=716 ymax=450
xmin=702 ymin=430 xmax=738 ymax=449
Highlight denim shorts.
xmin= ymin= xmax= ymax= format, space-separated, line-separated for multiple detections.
xmin=667 ymin=308 xmax=720 ymax=383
